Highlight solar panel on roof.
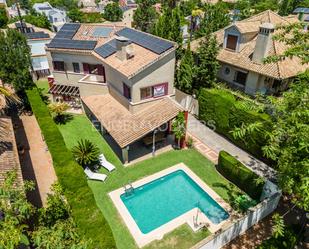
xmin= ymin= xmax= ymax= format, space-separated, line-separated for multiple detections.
xmin=47 ymin=39 xmax=97 ymax=50
xmin=25 ymin=32 xmax=50 ymax=39
xmin=92 ymin=27 xmax=113 ymax=37
xmin=116 ymin=28 xmax=174 ymax=54
xmin=55 ymin=30 xmax=77 ymax=39
xmin=38 ymin=6 xmax=52 ymax=10
xmin=94 ymin=39 xmax=117 ymax=58
xmin=61 ymin=23 xmax=81 ymax=31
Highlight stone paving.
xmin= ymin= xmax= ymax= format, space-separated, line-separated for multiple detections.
xmin=187 ymin=114 xmax=277 ymax=181
xmin=15 ymin=115 xmax=57 ymax=206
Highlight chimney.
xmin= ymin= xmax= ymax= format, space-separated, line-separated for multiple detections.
xmin=116 ymin=36 xmax=131 ymax=61
xmin=252 ymin=23 xmax=275 ymax=64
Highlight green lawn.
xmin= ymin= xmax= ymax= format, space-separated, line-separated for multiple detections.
xmin=35 ymin=79 xmax=49 ymax=96
xmin=58 ymin=114 xmax=243 ymax=249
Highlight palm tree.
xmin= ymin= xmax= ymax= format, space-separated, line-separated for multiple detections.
xmin=172 ymin=112 xmax=186 ymax=149
xmin=71 ymin=139 xmax=99 ymax=167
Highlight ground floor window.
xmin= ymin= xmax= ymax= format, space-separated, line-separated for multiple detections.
xmin=234 ymin=71 xmax=247 ymax=86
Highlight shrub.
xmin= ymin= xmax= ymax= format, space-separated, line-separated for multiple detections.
xmin=217 ymin=151 xmax=265 ymax=200
xmin=257 ymin=227 xmax=298 ymax=249
xmin=198 ymin=88 xmax=272 ymax=161
xmin=26 ymin=87 xmax=115 ymax=249
xmin=72 ymin=139 xmax=99 ymax=167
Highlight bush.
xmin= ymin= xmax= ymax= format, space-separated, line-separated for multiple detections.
xmin=217 ymin=151 xmax=265 ymax=200
xmin=26 ymin=87 xmax=116 ymax=249
xmin=198 ymin=88 xmax=272 ymax=161
xmin=257 ymin=227 xmax=298 ymax=249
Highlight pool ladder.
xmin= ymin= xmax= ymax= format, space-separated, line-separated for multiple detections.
xmin=124 ymin=182 xmax=134 ymax=196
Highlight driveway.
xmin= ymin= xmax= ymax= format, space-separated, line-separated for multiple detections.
xmin=187 ymin=114 xmax=277 ymax=181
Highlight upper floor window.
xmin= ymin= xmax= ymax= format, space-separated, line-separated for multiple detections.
xmin=234 ymin=71 xmax=247 ymax=86
xmin=53 ymin=61 xmax=65 ymax=71
xmin=140 ymin=83 xmax=168 ymax=100
xmin=72 ymin=62 xmax=80 ymax=73
xmin=123 ymin=83 xmax=131 ymax=100
xmin=226 ymin=34 xmax=238 ymax=51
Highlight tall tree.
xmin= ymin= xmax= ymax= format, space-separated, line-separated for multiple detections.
xmin=0 ymin=7 xmax=8 ymax=28
xmin=103 ymin=2 xmax=123 ymax=22
xmin=0 ymin=29 xmax=33 ymax=93
xmin=278 ymin=0 xmax=294 ymax=16
xmin=232 ymin=71 xmax=309 ymax=211
xmin=133 ymin=0 xmax=157 ymax=32
xmin=152 ymin=7 xmax=183 ymax=45
xmin=264 ymin=22 xmax=309 ymax=64
xmin=196 ymin=2 xmax=230 ymax=38
xmin=67 ymin=8 xmax=83 ymax=22
xmin=194 ymin=35 xmax=220 ymax=89
xmin=176 ymin=42 xmax=195 ymax=93
xmin=235 ymin=0 xmax=252 ymax=20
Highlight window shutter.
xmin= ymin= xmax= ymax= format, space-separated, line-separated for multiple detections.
xmin=83 ymin=63 xmax=89 ymax=74
xmin=97 ymin=64 xmax=105 ymax=76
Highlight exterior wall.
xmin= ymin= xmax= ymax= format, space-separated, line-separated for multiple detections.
xmin=130 ymin=51 xmax=176 ymax=103
xmin=218 ymin=62 xmax=271 ymax=95
xmin=32 ymin=56 xmax=49 ymax=71
xmin=48 ymin=49 xmax=176 ymax=110
xmin=28 ymin=39 xmax=50 ymax=56
xmin=175 ymin=89 xmax=199 ymax=116
xmin=194 ymin=181 xmax=281 ymax=249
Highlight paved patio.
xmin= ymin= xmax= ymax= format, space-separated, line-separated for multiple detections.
xmin=187 ymin=114 xmax=277 ymax=181
xmin=14 ymin=115 xmax=57 ymax=207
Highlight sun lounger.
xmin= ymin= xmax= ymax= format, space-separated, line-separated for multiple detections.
xmin=84 ymin=167 xmax=107 ymax=182
xmin=99 ymin=154 xmax=116 ymax=172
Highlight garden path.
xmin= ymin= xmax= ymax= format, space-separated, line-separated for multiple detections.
xmin=187 ymin=114 xmax=277 ymax=181
xmin=15 ymin=115 xmax=57 ymax=206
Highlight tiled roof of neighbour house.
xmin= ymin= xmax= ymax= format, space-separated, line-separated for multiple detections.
xmin=0 ymin=117 xmax=23 ymax=185
xmin=191 ymin=10 xmax=308 ymax=79
xmin=46 ymin=23 xmax=177 ymax=78
xmin=82 ymin=94 xmax=183 ymax=148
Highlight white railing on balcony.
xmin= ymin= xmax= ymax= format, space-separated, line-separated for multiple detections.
xmin=79 ymin=74 xmax=105 ymax=84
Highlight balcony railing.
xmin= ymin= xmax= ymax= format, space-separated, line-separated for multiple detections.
xmin=78 ymin=74 xmax=105 ymax=84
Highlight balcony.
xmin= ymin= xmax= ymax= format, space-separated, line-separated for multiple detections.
xmin=78 ymin=74 xmax=106 ymax=85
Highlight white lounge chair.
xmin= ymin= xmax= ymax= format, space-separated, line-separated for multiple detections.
xmin=84 ymin=167 xmax=107 ymax=182
xmin=99 ymin=154 xmax=116 ymax=172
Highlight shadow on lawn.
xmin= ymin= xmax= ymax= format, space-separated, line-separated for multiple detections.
xmin=54 ymin=113 xmax=74 ymax=125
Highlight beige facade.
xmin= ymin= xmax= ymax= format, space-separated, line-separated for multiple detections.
xmin=48 ymin=47 xmax=176 ymax=112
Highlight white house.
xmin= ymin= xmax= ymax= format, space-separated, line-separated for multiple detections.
xmin=33 ymin=2 xmax=67 ymax=32
xmin=8 ymin=22 xmax=55 ymax=77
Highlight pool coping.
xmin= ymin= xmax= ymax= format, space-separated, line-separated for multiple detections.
xmin=109 ymin=163 xmax=233 ymax=248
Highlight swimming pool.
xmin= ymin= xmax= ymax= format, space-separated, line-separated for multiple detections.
xmin=120 ymin=170 xmax=229 ymax=234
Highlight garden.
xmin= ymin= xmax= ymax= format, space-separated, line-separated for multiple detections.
xmin=25 ymin=84 xmax=265 ymax=249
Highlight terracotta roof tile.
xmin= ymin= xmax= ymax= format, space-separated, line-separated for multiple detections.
xmin=82 ymin=94 xmax=183 ymax=148
xmin=0 ymin=117 xmax=23 ymax=185
xmin=191 ymin=10 xmax=308 ymax=79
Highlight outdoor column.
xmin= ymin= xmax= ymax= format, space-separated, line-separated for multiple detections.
xmin=122 ymin=146 xmax=129 ymax=164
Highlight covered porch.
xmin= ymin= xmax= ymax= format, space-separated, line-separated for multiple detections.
xmin=82 ymin=94 xmax=184 ymax=164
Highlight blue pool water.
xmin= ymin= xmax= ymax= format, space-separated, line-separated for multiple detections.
xmin=120 ymin=170 xmax=229 ymax=234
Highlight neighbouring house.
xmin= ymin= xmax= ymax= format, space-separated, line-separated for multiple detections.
xmin=8 ymin=22 xmax=55 ymax=78
xmin=0 ymin=116 xmax=23 ymax=185
xmin=191 ymin=10 xmax=308 ymax=95
xmin=33 ymin=2 xmax=67 ymax=32
xmin=78 ymin=0 xmax=96 ymax=8
xmin=7 ymin=4 xmax=26 ymax=18
xmin=46 ymin=23 xmax=184 ymax=163
xmin=0 ymin=0 xmax=6 ymax=8
xmin=119 ymin=0 xmax=137 ymax=8
xmin=293 ymin=7 xmax=309 ymax=20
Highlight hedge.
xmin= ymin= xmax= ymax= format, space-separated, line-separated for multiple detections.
xmin=198 ymin=88 xmax=272 ymax=161
xmin=217 ymin=151 xmax=264 ymax=200
xmin=26 ymin=87 xmax=116 ymax=249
